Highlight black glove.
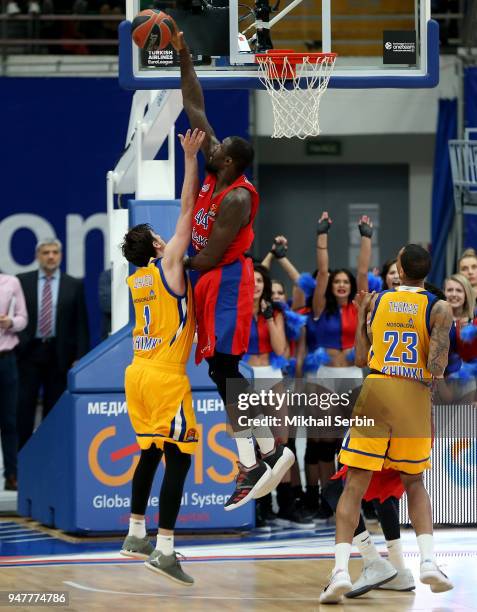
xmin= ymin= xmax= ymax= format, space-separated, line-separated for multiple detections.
xmin=359 ymin=220 xmax=373 ymax=238
xmin=262 ymin=303 xmax=274 ymax=320
xmin=272 ymin=240 xmax=287 ymax=259
xmin=316 ymin=217 xmax=331 ymax=235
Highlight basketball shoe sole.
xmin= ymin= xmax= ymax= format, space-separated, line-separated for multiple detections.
xmin=224 ymin=461 xmax=272 ymax=511
xmin=345 ymin=558 xmax=397 ymax=598
xmin=120 ymin=535 xmax=154 ymax=560
xmin=420 ymin=560 xmax=453 ymax=592
xmin=253 ymin=445 xmax=295 ymax=498
xmin=319 ymin=570 xmax=353 ymax=604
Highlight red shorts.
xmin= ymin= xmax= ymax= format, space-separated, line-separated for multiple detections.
xmin=193 ymin=257 xmax=254 ymax=364
xmin=333 ymin=465 xmax=405 ymax=503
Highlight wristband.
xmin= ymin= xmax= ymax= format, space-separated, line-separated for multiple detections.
xmin=359 ymin=221 xmax=373 ymax=238
xmin=183 ymin=256 xmax=192 ymax=270
xmin=262 ymin=304 xmax=274 ymax=320
xmin=273 ymin=241 xmax=287 ymax=259
xmin=316 ymin=218 xmax=331 ymax=236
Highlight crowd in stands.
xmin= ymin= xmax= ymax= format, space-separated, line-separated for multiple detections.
xmin=3 ymin=0 xmax=126 ymax=55
xmin=1 ymin=0 xmax=467 ymax=55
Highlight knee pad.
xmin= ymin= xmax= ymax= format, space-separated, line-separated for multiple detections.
xmin=304 ymin=439 xmax=320 ymax=464
xmin=316 ymin=440 xmax=338 ymax=462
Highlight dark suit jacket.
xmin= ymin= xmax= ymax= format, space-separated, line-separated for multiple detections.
xmin=17 ymin=270 xmax=90 ymax=371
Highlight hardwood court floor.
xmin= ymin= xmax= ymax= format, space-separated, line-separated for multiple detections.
xmin=0 ymin=555 xmax=474 ymax=612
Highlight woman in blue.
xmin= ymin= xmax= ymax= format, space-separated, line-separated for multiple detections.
xmin=297 ymin=211 xmax=373 ymax=521
xmin=304 ymin=211 xmax=372 ymax=383
xmin=246 ymin=264 xmax=287 ymax=377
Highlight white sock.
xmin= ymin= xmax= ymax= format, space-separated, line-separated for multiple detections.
xmin=235 ymin=431 xmax=257 ymax=468
xmin=386 ymin=538 xmax=406 ymax=570
xmin=253 ymin=417 xmax=275 ymax=455
xmin=156 ymin=534 xmax=174 ymax=556
xmin=417 ymin=533 xmax=434 ymax=563
xmin=128 ymin=518 xmax=146 ymax=539
xmin=353 ymin=530 xmax=380 ymax=566
xmin=334 ymin=542 xmax=352 ymax=573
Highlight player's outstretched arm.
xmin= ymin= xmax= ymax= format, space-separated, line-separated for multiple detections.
xmin=187 ymin=188 xmax=251 ymax=272
xmin=312 ymin=212 xmax=332 ymax=319
xmin=357 ymin=215 xmax=373 ymax=293
xmin=163 ymin=129 xmax=205 ymax=288
xmin=173 ymin=32 xmax=219 ymax=159
xmin=428 ymin=300 xmax=453 ymax=378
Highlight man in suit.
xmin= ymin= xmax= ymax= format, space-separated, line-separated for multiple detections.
xmin=17 ymin=238 xmax=90 ymax=449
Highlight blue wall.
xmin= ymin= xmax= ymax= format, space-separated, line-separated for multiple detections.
xmin=0 ymin=77 xmax=249 ymax=345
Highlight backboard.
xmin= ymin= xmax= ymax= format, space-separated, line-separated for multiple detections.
xmin=119 ymin=0 xmax=439 ymax=90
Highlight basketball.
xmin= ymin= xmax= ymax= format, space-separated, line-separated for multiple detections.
xmin=131 ymin=9 xmax=177 ymax=51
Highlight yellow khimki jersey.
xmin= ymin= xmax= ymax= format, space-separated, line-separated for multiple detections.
xmin=127 ymin=258 xmax=195 ymax=365
xmin=338 ymin=286 xmax=438 ymax=474
xmin=124 ymin=258 xmax=198 ymax=454
xmin=368 ymin=286 xmax=439 ymax=381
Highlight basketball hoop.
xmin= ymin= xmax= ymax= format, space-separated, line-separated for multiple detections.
xmin=255 ymin=50 xmax=337 ymax=139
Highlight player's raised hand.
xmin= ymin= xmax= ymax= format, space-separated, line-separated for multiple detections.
xmin=317 ymin=211 xmax=332 ymax=235
xmin=178 ymin=128 xmax=206 ymax=157
xmin=358 ymin=215 xmax=373 ymax=238
xmin=272 ymin=235 xmax=288 ymax=259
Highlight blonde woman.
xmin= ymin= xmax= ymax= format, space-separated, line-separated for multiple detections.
xmin=444 ymin=274 xmax=477 ymax=363
xmin=458 ymin=248 xmax=477 ymax=300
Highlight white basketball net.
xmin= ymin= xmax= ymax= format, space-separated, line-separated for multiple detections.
xmin=256 ymin=54 xmax=336 ymax=139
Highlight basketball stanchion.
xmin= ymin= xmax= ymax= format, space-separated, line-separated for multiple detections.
xmin=255 ymin=50 xmax=337 ymax=139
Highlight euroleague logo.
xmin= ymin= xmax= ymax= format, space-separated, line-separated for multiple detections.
xmin=445 ymin=439 xmax=477 ymax=488
xmin=385 ymin=42 xmax=392 ymax=50
xmin=185 ymin=428 xmax=198 ymax=442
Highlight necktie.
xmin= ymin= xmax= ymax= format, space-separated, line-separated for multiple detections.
xmin=39 ymin=277 xmax=53 ymax=338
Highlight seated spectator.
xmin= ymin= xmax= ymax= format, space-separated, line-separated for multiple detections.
xmin=0 ymin=273 xmax=27 ymax=491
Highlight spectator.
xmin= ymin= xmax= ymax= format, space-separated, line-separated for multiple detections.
xmin=98 ymin=268 xmax=112 ymax=340
xmin=380 ymin=258 xmax=400 ymax=290
xmin=17 ymin=238 xmax=90 ymax=449
xmin=0 ymin=274 xmax=27 ymax=491
xmin=458 ymin=248 xmax=477 ymax=301
xmin=444 ymin=273 xmax=477 ymax=364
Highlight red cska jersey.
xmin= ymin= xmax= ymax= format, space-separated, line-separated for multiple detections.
xmin=191 ymin=173 xmax=259 ymax=266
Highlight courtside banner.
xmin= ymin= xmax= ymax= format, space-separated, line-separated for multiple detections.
xmin=76 ymin=392 xmax=252 ymax=532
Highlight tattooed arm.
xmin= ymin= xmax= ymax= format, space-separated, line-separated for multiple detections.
xmin=428 ymin=300 xmax=453 ymax=378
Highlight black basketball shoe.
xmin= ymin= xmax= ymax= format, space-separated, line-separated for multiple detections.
xmin=224 ymin=460 xmax=272 ymax=511
xmin=253 ymin=444 xmax=295 ymax=498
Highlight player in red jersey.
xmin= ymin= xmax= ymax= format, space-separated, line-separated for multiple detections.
xmin=174 ymin=31 xmax=295 ymax=511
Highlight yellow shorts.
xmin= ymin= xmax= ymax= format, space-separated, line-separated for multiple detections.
xmin=338 ymin=374 xmax=432 ymax=474
xmin=125 ymin=358 xmax=198 ymax=454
